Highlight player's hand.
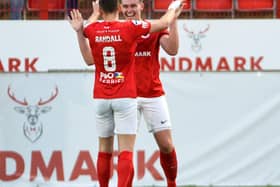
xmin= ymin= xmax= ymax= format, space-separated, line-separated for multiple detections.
xmin=92 ymin=0 xmax=100 ymax=17
xmin=68 ymin=9 xmax=84 ymax=32
xmin=175 ymin=1 xmax=186 ymax=18
xmin=87 ymin=0 xmax=100 ymax=24
xmin=168 ymin=0 xmax=186 ymax=18
xmin=168 ymin=0 xmax=186 ymax=11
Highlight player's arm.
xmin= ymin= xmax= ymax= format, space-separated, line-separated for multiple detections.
xmin=150 ymin=0 xmax=185 ymax=33
xmin=160 ymin=20 xmax=179 ymax=56
xmin=86 ymin=0 xmax=100 ymax=25
xmin=69 ymin=9 xmax=94 ymax=66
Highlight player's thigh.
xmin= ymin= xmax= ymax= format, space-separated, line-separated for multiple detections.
xmin=141 ymin=96 xmax=172 ymax=132
xmin=95 ymin=99 xmax=114 ymax=137
xmin=112 ymin=98 xmax=137 ymax=135
xmin=136 ymin=100 xmax=144 ymax=130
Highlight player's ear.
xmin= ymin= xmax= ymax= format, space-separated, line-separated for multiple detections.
xmin=140 ymin=1 xmax=144 ymax=11
xmin=118 ymin=4 xmax=122 ymax=12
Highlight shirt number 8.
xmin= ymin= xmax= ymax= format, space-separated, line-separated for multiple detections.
xmin=103 ymin=46 xmax=116 ymax=72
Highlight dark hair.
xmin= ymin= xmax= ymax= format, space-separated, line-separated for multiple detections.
xmin=99 ymin=0 xmax=119 ymax=13
xmin=120 ymin=0 xmax=143 ymax=3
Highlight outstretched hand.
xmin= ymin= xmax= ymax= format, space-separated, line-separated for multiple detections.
xmin=68 ymin=9 xmax=84 ymax=32
xmin=176 ymin=0 xmax=187 ymax=17
xmin=87 ymin=0 xmax=100 ymax=24
xmin=92 ymin=0 xmax=100 ymax=16
xmin=168 ymin=0 xmax=186 ymax=9
xmin=168 ymin=0 xmax=187 ymax=17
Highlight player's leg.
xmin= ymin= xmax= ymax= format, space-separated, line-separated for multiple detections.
xmin=113 ymin=98 xmax=137 ymax=187
xmin=95 ymin=99 xmax=115 ymax=187
xmin=154 ymin=130 xmax=177 ymax=187
xmin=141 ymin=96 xmax=178 ymax=187
xmin=154 ymin=129 xmax=174 ymax=152
xmin=117 ymin=134 xmax=136 ymax=187
xmin=97 ymin=137 xmax=114 ymax=187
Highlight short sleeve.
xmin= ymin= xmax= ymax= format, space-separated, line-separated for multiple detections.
xmin=129 ymin=20 xmax=151 ymax=38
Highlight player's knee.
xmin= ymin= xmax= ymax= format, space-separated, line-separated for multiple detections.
xmin=159 ymin=143 xmax=174 ymax=153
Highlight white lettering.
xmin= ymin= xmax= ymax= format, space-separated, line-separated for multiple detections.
xmin=135 ymin=51 xmax=152 ymax=57
xmin=99 ymin=72 xmax=125 ymax=85
xmin=95 ymin=35 xmax=122 ymax=43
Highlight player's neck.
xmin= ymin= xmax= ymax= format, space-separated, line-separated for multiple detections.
xmin=125 ymin=17 xmax=142 ymax=21
xmin=103 ymin=12 xmax=119 ymax=21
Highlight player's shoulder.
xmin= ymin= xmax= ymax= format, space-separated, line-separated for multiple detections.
xmin=128 ymin=20 xmax=150 ymax=28
xmin=84 ymin=20 xmax=104 ymax=29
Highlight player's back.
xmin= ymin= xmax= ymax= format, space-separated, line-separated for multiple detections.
xmin=84 ymin=20 xmax=150 ymax=99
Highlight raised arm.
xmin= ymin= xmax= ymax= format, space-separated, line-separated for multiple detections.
xmin=150 ymin=0 xmax=185 ymax=33
xmin=160 ymin=19 xmax=179 ymax=56
xmin=69 ymin=9 xmax=94 ymax=66
xmin=86 ymin=0 xmax=100 ymax=25
xmin=69 ymin=0 xmax=100 ymax=66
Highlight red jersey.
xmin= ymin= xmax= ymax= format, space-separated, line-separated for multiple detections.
xmin=135 ymin=29 xmax=168 ymax=97
xmin=84 ymin=20 xmax=151 ymax=99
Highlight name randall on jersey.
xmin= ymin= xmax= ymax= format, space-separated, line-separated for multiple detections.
xmin=95 ymin=35 xmax=122 ymax=42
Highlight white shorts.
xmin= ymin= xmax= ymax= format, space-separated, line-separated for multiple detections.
xmin=95 ymin=98 xmax=137 ymax=137
xmin=137 ymin=96 xmax=172 ymax=133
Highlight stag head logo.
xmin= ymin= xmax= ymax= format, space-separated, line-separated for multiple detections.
xmin=8 ymin=86 xmax=59 ymax=143
xmin=183 ymin=24 xmax=210 ymax=53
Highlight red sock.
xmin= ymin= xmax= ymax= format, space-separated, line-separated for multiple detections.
xmin=117 ymin=151 xmax=134 ymax=187
xmin=97 ymin=152 xmax=113 ymax=187
xmin=127 ymin=159 xmax=135 ymax=187
xmin=160 ymin=149 xmax=178 ymax=187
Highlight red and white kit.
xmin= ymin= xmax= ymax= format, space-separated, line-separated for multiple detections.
xmin=135 ymin=29 xmax=172 ymax=132
xmin=84 ymin=20 xmax=151 ymax=136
